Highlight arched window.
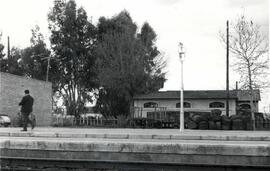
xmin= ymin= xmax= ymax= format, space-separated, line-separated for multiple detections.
xmin=209 ymin=102 xmax=225 ymax=108
xmin=176 ymin=102 xmax=191 ymax=108
xmin=144 ymin=102 xmax=158 ymax=108
xmin=239 ymin=104 xmax=251 ymax=110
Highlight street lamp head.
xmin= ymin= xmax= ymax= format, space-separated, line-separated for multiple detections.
xmin=178 ymin=42 xmax=185 ymax=60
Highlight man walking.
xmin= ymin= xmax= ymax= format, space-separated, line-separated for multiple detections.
xmin=19 ymin=90 xmax=34 ymax=131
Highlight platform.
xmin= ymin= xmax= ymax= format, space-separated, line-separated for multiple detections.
xmin=0 ymin=128 xmax=270 ymax=170
xmin=0 ymin=127 xmax=270 ymax=141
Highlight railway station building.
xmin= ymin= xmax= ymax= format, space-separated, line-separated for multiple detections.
xmin=132 ymin=90 xmax=260 ymax=118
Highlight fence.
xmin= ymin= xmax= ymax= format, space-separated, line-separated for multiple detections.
xmin=51 ymin=115 xmax=118 ymax=127
xmin=50 ymin=113 xmax=270 ymax=130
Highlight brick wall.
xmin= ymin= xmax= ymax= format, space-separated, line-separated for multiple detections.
xmin=0 ymin=72 xmax=52 ymax=126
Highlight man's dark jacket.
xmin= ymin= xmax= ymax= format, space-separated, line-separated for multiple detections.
xmin=19 ymin=95 xmax=34 ymax=113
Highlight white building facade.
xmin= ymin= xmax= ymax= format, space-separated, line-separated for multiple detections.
xmin=133 ymin=90 xmax=260 ymax=118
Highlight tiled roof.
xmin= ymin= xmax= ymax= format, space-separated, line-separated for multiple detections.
xmin=133 ymin=90 xmax=260 ymax=101
xmin=237 ymin=89 xmax=261 ymax=101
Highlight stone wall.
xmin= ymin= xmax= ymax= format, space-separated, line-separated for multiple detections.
xmin=0 ymin=72 xmax=52 ymax=126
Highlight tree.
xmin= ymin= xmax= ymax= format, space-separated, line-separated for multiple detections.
xmin=0 ymin=33 xmax=25 ymax=75
xmin=20 ymin=25 xmax=51 ymax=80
xmin=0 ymin=33 xmax=4 ymax=58
xmin=48 ymin=0 xmax=98 ymax=117
xmin=0 ymin=33 xmax=6 ymax=71
xmin=95 ymin=11 xmax=166 ymax=117
xmin=221 ymin=15 xmax=269 ymax=129
xmin=138 ymin=22 xmax=166 ymax=93
xmin=8 ymin=47 xmax=24 ymax=75
xmin=0 ymin=46 xmax=24 ymax=76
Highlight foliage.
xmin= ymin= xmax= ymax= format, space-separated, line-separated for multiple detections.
xmin=0 ymin=34 xmax=24 ymax=75
xmin=48 ymin=0 xmax=98 ymax=117
xmin=0 ymin=33 xmax=4 ymax=59
xmin=1 ymin=4 xmax=166 ymax=120
xmin=9 ymin=48 xmax=25 ymax=75
xmin=95 ymin=11 xmax=166 ymax=117
xmin=0 ymin=26 xmax=55 ymax=81
xmin=0 ymin=33 xmax=6 ymax=71
xmin=2 ymin=47 xmax=24 ymax=75
xmin=20 ymin=25 xmax=52 ymax=80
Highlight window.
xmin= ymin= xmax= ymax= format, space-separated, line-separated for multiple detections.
xmin=176 ymin=102 xmax=191 ymax=108
xmin=144 ymin=102 xmax=158 ymax=108
xmin=209 ymin=102 xmax=224 ymax=108
xmin=239 ymin=104 xmax=251 ymax=110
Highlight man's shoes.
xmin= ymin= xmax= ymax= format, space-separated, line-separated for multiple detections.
xmin=32 ymin=124 xmax=35 ymax=130
xmin=21 ymin=129 xmax=27 ymax=132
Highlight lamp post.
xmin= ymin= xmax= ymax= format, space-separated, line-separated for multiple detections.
xmin=178 ymin=42 xmax=185 ymax=132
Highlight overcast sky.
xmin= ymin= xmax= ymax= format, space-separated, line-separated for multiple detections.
xmin=0 ymin=0 xmax=269 ymax=111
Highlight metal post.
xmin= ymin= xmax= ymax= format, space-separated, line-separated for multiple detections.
xmin=180 ymin=59 xmax=184 ymax=132
xmin=178 ymin=42 xmax=185 ymax=132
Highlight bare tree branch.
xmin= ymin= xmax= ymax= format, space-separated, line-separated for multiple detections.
xmin=219 ymin=14 xmax=269 ymax=130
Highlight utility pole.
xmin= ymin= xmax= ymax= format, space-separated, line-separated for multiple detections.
xmin=7 ymin=36 xmax=10 ymax=58
xmin=7 ymin=36 xmax=11 ymax=73
xmin=226 ymin=21 xmax=230 ymax=117
xmin=46 ymin=57 xmax=51 ymax=82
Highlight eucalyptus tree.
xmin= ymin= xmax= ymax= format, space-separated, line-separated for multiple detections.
xmin=48 ymin=0 xmax=98 ymax=117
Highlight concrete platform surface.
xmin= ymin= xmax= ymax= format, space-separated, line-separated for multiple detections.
xmin=0 ymin=127 xmax=270 ymax=141
xmin=1 ymin=127 xmax=270 ymax=168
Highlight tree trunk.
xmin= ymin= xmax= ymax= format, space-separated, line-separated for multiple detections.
xmin=249 ymin=88 xmax=255 ymax=130
xmin=248 ymin=64 xmax=256 ymax=130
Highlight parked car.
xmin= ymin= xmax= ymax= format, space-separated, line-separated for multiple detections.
xmin=0 ymin=114 xmax=11 ymax=127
